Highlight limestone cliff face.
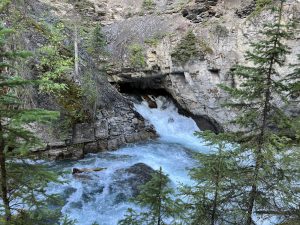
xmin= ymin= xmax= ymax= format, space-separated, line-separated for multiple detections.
xmin=86 ymin=0 xmax=298 ymax=131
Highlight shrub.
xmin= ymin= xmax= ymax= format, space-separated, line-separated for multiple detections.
xmin=128 ymin=44 xmax=146 ymax=68
xmin=215 ymin=24 xmax=229 ymax=38
xmin=252 ymin=0 xmax=273 ymax=16
xmin=142 ymin=0 xmax=156 ymax=10
xmin=199 ymin=38 xmax=214 ymax=55
xmin=171 ymin=30 xmax=207 ymax=64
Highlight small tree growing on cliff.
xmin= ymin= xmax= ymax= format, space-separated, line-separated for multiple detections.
xmin=128 ymin=44 xmax=146 ymax=68
xmin=171 ymin=30 xmax=201 ymax=65
xmin=0 ymin=22 xmax=63 ymax=224
xmin=89 ymin=24 xmax=106 ymax=55
xmin=118 ymin=167 xmax=183 ymax=225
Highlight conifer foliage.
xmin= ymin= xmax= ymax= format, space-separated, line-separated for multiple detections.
xmin=187 ymin=0 xmax=300 ymax=224
xmin=119 ymin=167 xmax=182 ymax=225
xmin=0 ymin=22 xmax=61 ymax=224
xmin=181 ymin=132 xmax=244 ymax=225
xmin=221 ymin=0 xmax=299 ymax=223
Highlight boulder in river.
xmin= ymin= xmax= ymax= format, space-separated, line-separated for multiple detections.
xmin=109 ymin=163 xmax=155 ymax=202
xmin=142 ymin=95 xmax=158 ymax=108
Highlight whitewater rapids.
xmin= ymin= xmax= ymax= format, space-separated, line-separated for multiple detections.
xmin=47 ymin=96 xmax=210 ymax=225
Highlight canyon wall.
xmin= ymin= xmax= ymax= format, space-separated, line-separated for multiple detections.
xmin=3 ymin=0 xmax=299 ymax=159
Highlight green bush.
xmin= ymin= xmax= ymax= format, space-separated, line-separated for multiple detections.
xmin=252 ymin=0 xmax=273 ymax=16
xmin=172 ymin=30 xmax=207 ymax=64
xmin=128 ymin=44 xmax=146 ymax=68
xmin=145 ymin=38 xmax=160 ymax=47
xmin=142 ymin=0 xmax=156 ymax=10
xmin=215 ymin=24 xmax=229 ymax=38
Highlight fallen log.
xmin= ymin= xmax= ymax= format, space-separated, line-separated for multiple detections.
xmin=72 ymin=167 xmax=106 ymax=174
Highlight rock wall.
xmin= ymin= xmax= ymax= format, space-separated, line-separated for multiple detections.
xmin=98 ymin=0 xmax=300 ymax=131
xmin=2 ymin=0 xmax=156 ymax=160
xmin=33 ymin=102 xmax=156 ymax=160
xmin=3 ymin=0 xmax=299 ymax=159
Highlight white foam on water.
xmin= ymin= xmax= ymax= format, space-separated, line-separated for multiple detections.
xmin=43 ymin=96 xmax=282 ymax=225
xmin=47 ymin=96 xmax=210 ymax=225
xmin=134 ymin=96 xmax=210 ymax=152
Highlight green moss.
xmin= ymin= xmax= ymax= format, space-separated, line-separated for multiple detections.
xmin=251 ymin=0 xmax=273 ymax=16
xmin=128 ymin=44 xmax=146 ymax=68
xmin=145 ymin=33 xmax=166 ymax=47
xmin=171 ymin=30 xmax=205 ymax=64
xmin=145 ymin=38 xmax=159 ymax=47
xmin=142 ymin=0 xmax=156 ymax=10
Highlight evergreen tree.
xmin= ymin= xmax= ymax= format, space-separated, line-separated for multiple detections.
xmin=287 ymin=54 xmax=300 ymax=98
xmin=0 ymin=22 xmax=62 ymax=224
xmin=181 ymin=131 xmax=245 ymax=225
xmin=285 ymin=54 xmax=300 ymax=142
xmin=171 ymin=30 xmax=200 ymax=65
xmin=88 ymin=24 xmax=106 ymax=57
xmin=118 ymin=167 xmax=183 ymax=225
xmin=186 ymin=1 xmax=299 ymax=224
xmin=210 ymin=0 xmax=300 ymax=224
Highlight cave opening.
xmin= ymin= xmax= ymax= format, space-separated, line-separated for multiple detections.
xmin=115 ymin=81 xmax=223 ymax=134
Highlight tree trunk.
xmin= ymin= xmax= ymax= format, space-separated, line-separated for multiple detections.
xmin=74 ymin=24 xmax=79 ymax=81
xmin=0 ymin=122 xmax=11 ymax=223
xmin=211 ymin=154 xmax=221 ymax=225
xmin=157 ymin=167 xmax=162 ymax=225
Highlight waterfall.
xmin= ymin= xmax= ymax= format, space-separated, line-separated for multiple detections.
xmin=47 ymin=96 xmax=209 ymax=225
xmin=135 ymin=96 xmax=210 ymax=151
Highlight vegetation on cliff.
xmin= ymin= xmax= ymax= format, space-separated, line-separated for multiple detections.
xmin=171 ymin=30 xmax=202 ymax=65
xmin=128 ymin=44 xmax=146 ymax=68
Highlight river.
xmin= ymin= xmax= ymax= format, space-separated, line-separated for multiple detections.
xmin=47 ymin=96 xmax=211 ymax=225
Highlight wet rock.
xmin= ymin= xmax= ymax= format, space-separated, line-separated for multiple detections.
xmin=114 ymin=193 xmax=127 ymax=204
xmin=62 ymin=187 xmax=77 ymax=201
xmin=83 ymin=142 xmax=99 ymax=154
xmin=73 ymin=123 xmax=95 ymax=144
xmin=109 ymin=163 xmax=155 ymax=201
xmin=82 ymin=186 xmax=104 ymax=203
xmin=69 ymin=201 xmax=83 ymax=209
xmin=142 ymin=95 xmax=158 ymax=108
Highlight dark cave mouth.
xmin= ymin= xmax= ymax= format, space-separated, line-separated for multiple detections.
xmin=116 ymin=82 xmax=223 ymax=134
